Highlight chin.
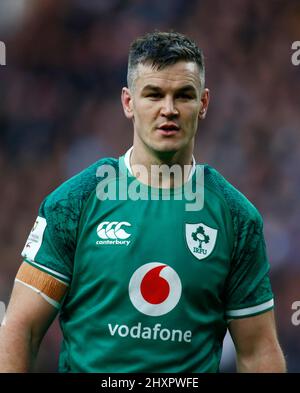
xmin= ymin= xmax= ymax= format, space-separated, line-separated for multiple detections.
xmin=150 ymin=140 xmax=185 ymax=155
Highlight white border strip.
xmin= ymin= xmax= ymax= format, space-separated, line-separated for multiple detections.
xmin=124 ymin=146 xmax=196 ymax=180
xmin=226 ymin=299 xmax=274 ymax=317
xmin=124 ymin=146 xmax=134 ymax=175
xmin=188 ymin=155 xmax=196 ymax=181
xmin=25 ymin=260 xmax=70 ymax=283
xmin=15 ymin=279 xmax=60 ymax=309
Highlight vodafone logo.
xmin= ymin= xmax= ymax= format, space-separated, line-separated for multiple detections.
xmin=128 ymin=263 xmax=182 ymax=316
xmin=109 ymin=264 xmax=191 ymax=343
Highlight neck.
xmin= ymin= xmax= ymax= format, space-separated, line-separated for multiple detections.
xmin=129 ymin=142 xmax=195 ymax=189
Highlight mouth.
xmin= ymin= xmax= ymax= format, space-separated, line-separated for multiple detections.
xmin=156 ymin=123 xmax=180 ymax=136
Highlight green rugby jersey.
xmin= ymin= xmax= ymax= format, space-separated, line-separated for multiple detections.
xmin=21 ymin=148 xmax=274 ymax=372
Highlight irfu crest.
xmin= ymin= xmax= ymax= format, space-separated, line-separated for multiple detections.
xmin=185 ymin=223 xmax=218 ymax=260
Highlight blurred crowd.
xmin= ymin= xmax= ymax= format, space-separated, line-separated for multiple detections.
xmin=0 ymin=0 xmax=299 ymax=372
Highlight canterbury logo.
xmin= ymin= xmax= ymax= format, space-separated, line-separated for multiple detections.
xmin=96 ymin=222 xmax=132 ymax=246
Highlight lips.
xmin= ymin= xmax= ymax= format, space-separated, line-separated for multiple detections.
xmin=157 ymin=123 xmax=180 ymax=136
xmin=158 ymin=123 xmax=180 ymax=131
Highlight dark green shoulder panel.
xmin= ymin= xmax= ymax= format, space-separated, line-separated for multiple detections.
xmin=204 ymin=165 xmax=265 ymax=268
xmin=37 ymin=157 xmax=119 ymax=277
xmin=204 ymin=166 xmax=272 ymax=311
xmin=42 ymin=157 xmax=118 ymax=217
xmin=204 ymin=165 xmax=263 ymax=227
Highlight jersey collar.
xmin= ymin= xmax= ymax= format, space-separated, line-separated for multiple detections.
xmin=124 ymin=146 xmax=196 ymax=181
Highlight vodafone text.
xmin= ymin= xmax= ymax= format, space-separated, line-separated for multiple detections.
xmin=108 ymin=322 xmax=192 ymax=342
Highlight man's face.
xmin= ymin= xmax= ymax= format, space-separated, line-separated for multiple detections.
xmin=122 ymin=61 xmax=209 ymax=155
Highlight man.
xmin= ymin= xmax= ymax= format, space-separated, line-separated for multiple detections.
xmin=0 ymin=31 xmax=286 ymax=372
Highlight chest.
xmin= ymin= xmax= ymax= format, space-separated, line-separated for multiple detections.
xmin=72 ymin=196 xmax=233 ymax=305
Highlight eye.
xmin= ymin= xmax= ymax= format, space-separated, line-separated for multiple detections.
xmin=177 ymin=93 xmax=194 ymax=100
xmin=146 ymin=93 xmax=163 ymax=99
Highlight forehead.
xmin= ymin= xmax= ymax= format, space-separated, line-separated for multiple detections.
xmin=134 ymin=61 xmax=201 ymax=91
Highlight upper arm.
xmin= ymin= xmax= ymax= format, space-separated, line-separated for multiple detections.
xmin=3 ymin=281 xmax=59 ymax=348
xmin=4 ymin=260 xmax=70 ymax=348
xmin=228 ymin=310 xmax=286 ymax=372
xmin=0 ymin=261 xmax=69 ymax=372
xmin=229 ymin=310 xmax=277 ymax=353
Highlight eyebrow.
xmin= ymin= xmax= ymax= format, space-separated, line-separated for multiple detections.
xmin=141 ymin=85 xmax=163 ymax=93
xmin=141 ymin=84 xmax=197 ymax=93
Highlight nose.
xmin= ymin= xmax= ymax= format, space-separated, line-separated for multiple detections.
xmin=160 ymin=97 xmax=179 ymax=117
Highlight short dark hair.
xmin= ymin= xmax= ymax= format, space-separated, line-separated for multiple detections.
xmin=127 ymin=31 xmax=205 ymax=89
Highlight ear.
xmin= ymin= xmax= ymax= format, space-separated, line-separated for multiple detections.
xmin=198 ymin=88 xmax=210 ymax=120
xmin=121 ymin=87 xmax=134 ymax=120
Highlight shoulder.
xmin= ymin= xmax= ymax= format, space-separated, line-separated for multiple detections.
xmin=204 ymin=164 xmax=263 ymax=227
xmin=42 ymin=157 xmax=119 ymax=217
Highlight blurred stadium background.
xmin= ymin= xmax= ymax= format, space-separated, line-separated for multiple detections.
xmin=0 ymin=0 xmax=299 ymax=372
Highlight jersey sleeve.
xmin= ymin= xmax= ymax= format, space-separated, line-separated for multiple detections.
xmin=224 ymin=208 xmax=274 ymax=319
xmin=205 ymin=165 xmax=274 ymax=320
xmin=20 ymin=158 xmax=113 ymax=285
xmin=21 ymin=191 xmax=79 ymax=284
